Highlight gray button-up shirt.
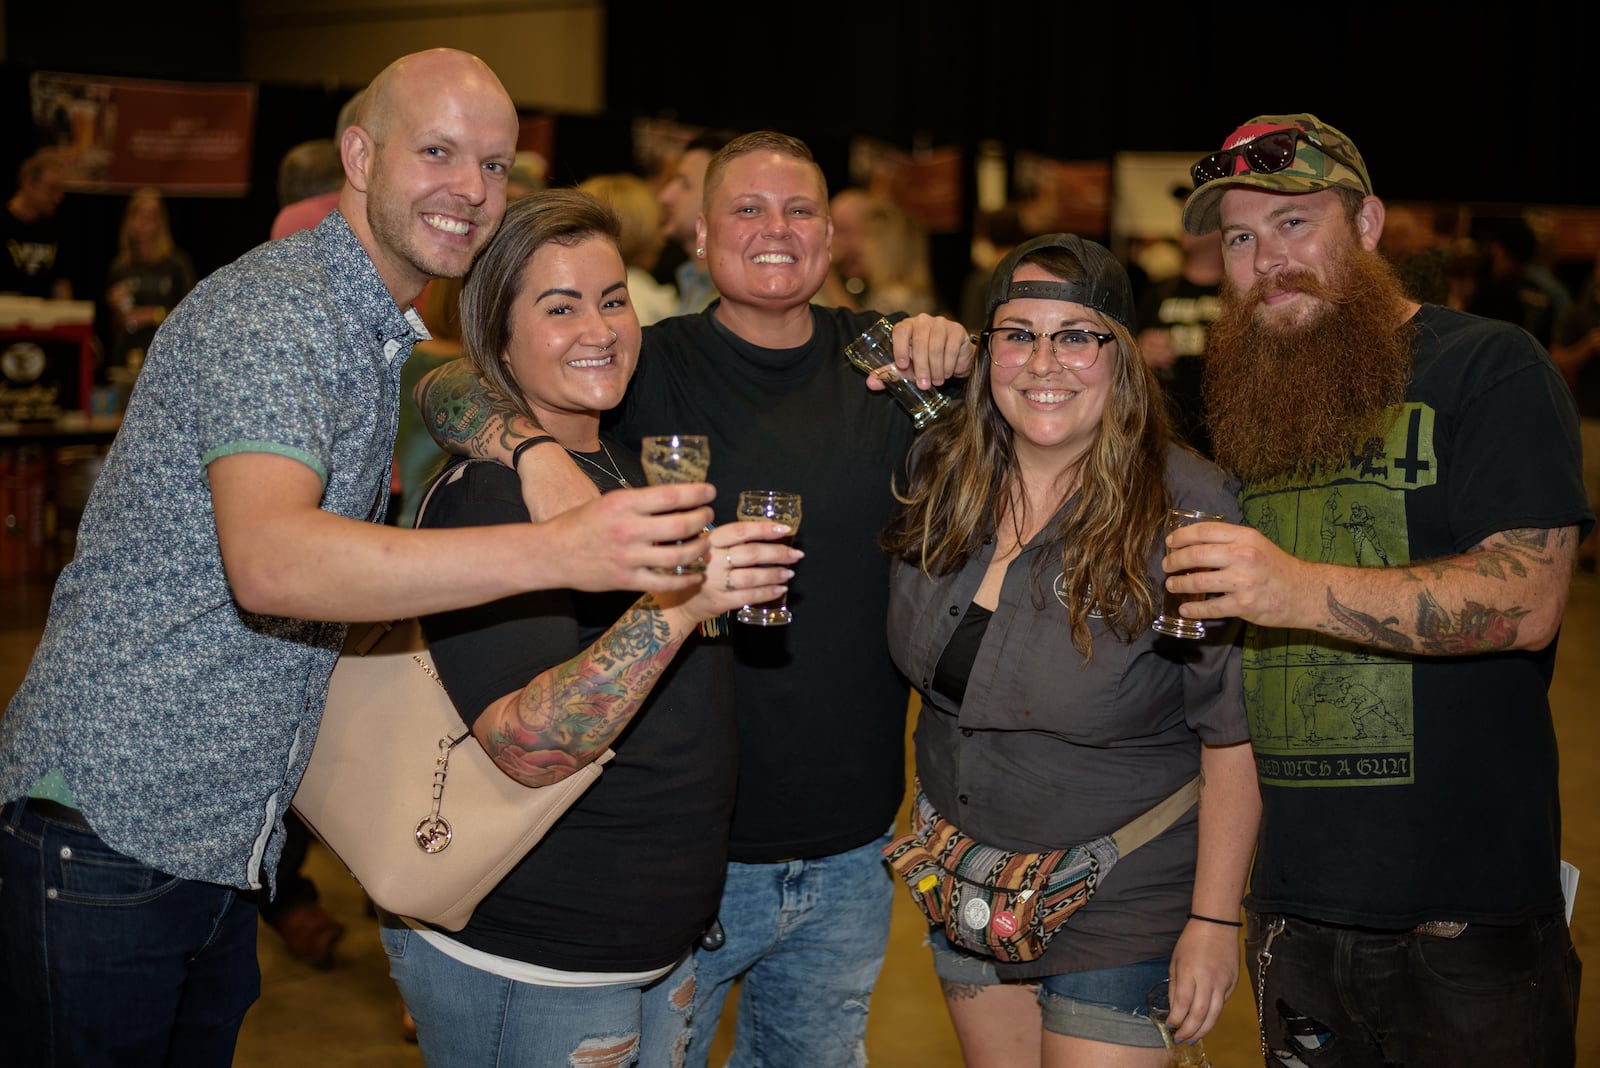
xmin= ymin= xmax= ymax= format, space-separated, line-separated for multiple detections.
xmin=887 ymin=445 xmax=1250 ymax=975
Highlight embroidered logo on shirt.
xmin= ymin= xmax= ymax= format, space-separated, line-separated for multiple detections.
xmin=1054 ymin=572 xmax=1107 ymax=618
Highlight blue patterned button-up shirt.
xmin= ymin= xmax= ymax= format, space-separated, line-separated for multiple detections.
xmin=0 ymin=211 xmax=426 ymax=889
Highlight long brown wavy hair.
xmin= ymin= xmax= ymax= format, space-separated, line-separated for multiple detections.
xmin=881 ymin=245 xmax=1175 ymax=656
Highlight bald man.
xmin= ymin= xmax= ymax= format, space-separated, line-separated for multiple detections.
xmin=0 ymin=49 xmax=717 ymax=1066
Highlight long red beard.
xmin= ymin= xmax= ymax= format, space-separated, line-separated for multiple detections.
xmin=1203 ymin=243 xmax=1415 ymax=483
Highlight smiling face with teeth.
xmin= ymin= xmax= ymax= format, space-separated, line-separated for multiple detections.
xmin=500 ymin=235 xmax=640 ymax=446
xmin=987 ymin=262 xmax=1116 ymax=476
xmin=344 ymin=50 xmax=519 ymax=305
xmin=695 ymin=150 xmax=833 ymax=325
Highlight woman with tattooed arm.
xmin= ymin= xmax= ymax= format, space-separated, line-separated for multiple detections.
xmin=379 ymin=190 xmax=799 ymax=1065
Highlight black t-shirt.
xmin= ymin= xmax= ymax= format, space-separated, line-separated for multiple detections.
xmin=1 ymin=207 xmax=67 ymax=298
xmin=105 ymin=252 xmax=196 ymax=364
xmin=418 ymin=449 xmax=736 ymax=970
xmin=1242 ymin=306 xmax=1594 ymax=927
xmin=610 ymin=303 xmax=917 ymax=862
xmin=1136 ymin=274 xmax=1221 ymax=458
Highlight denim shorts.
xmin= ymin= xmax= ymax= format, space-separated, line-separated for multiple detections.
xmin=928 ymin=930 xmax=1168 ymax=1048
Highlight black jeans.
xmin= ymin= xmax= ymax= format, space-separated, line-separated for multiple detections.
xmin=1245 ymin=910 xmax=1580 ymax=1067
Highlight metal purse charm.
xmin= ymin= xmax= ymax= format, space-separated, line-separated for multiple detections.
xmin=415 ymin=733 xmax=467 ymax=853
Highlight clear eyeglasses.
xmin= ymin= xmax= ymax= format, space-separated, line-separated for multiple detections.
xmin=978 ymin=327 xmax=1115 ymax=370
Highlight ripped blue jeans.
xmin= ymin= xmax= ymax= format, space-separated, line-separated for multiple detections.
xmin=684 ymin=831 xmax=896 ymax=1068
xmin=380 ymin=920 xmax=696 ymax=1067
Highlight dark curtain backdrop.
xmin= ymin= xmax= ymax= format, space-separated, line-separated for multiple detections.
xmin=3 ymin=1 xmax=1595 ymax=323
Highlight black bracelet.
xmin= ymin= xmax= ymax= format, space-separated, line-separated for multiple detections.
xmin=1187 ymin=911 xmax=1243 ymax=928
xmin=510 ymin=435 xmax=558 ymax=471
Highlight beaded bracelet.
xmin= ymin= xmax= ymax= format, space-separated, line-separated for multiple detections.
xmin=510 ymin=435 xmax=559 ymax=471
xmin=1187 ymin=911 xmax=1243 ymax=928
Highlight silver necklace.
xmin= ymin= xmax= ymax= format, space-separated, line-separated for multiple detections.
xmin=565 ymin=440 xmax=630 ymax=488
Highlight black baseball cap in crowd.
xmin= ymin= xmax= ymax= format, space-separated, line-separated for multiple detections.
xmin=984 ymin=233 xmax=1136 ymax=331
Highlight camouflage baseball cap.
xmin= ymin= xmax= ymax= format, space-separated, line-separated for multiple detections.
xmin=984 ymin=233 xmax=1135 ymax=331
xmin=1181 ymin=113 xmax=1371 ymax=236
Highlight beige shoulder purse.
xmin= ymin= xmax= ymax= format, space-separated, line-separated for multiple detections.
xmin=290 ymin=461 xmax=612 ymax=930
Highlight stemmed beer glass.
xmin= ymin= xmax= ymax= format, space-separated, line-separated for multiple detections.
xmin=640 ymin=435 xmax=711 ymax=574
xmin=734 ymin=490 xmax=802 ymax=625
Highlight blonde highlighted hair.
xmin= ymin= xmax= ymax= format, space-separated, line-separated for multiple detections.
xmin=113 ymin=188 xmax=177 ymax=267
xmin=576 ymin=173 xmax=664 ymax=270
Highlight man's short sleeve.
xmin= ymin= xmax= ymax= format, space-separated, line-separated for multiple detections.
xmin=191 ymin=272 xmax=343 ymax=486
xmin=1439 ymin=326 xmax=1593 ymax=548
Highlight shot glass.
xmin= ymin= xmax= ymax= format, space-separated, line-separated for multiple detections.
xmin=1151 ymin=508 xmax=1225 ymax=639
xmin=1144 ymin=979 xmax=1213 ymax=1067
xmin=734 ymin=490 xmax=802 ymax=626
xmin=844 ymin=317 xmax=950 ymax=430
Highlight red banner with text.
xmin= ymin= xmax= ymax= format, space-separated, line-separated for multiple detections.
xmin=30 ymin=72 xmax=257 ymax=195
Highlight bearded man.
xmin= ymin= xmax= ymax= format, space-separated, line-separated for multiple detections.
xmin=1163 ymin=114 xmax=1589 ymax=1067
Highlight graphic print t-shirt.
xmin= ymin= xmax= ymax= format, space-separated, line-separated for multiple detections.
xmin=1241 ymin=306 xmax=1591 ymax=927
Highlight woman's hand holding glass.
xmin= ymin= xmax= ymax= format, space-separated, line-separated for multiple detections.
xmin=656 ymin=521 xmax=803 ymax=627
xmin=862 ymin=312 xmax=975 ymax=392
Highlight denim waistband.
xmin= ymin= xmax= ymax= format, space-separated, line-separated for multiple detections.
xmin=18 ymin=796 xmax=95 ymax=833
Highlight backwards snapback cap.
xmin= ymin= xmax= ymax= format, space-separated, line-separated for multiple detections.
xmin=1181 ymin=113 xmax=1371 ymax=236
xmin=984 ymin=233 xmax=1135 ymax=331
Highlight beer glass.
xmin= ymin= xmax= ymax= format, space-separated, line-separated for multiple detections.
xmin=1151 ymin=508 xmax=1224 ymax=639
xmin=1144 ymin=979 xmax=1213 ymax=1067
xmin=844 ymin=317 xmax=950 ymax=430
xmin=734 ymin=490 xmax=802 ymax=625
xmin=641 ymin=435 xmax=710 ymax=574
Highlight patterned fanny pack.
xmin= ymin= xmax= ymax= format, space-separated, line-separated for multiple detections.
xmin=882 ymin=777 xmax=1199 ymax=963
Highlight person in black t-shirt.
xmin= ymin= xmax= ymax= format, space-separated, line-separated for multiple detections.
xmin=414 ymin=131 xmax=974 ymax=1068
xmin=2 ymin=150 xmax=71 ymax=299
xmin=389 ymin=189 xmax=799 ymax=1066
xmin=1167 ymin=112 xmax=1589 ymax=1068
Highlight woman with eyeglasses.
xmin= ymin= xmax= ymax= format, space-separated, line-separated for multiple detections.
xmin=882 ymin=234 xmax=1260 ymax=1066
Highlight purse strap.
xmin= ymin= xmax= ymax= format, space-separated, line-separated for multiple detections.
xmin=415 ymin=458 xmax=482 ymax=528
xmin=1109 ymin=775 xmax=1199 ymax=857
xmin=348 ymin=460 xmax=488 ymax=656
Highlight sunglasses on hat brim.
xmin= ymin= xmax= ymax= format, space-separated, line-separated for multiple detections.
xmin=1190 ymin=127 xmax=1365 ymax=190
